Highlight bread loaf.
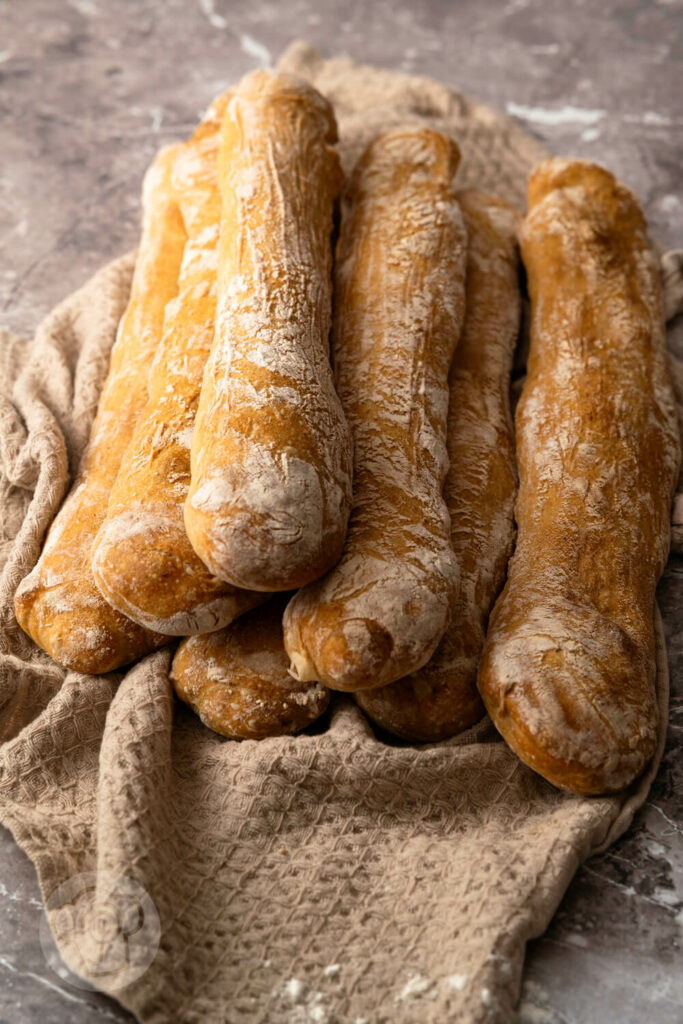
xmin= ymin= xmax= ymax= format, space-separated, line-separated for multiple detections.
xmin=356 ymin=190 xmax=520 ymax=739
xmin=477 ymin=158 xmax=681 ymax=794
xmin=184 ymin=70 xmax=353 ymax=592
xmin=284 ymin=128 xmax=467 ymax=692
xmin=171 ymin=596 xmax=330 ymax=739
xmin=91 ymin=94 xmax=264 ymax=635
xmin=14 ymin=146 xmax=186 ymax=673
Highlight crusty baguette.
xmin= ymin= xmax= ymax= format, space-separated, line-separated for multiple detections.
xmin=14 ymin=146 xmax=186 ymax=673
xmin=91 ymin=94 xmax=264 ymax=635
xmin=184 ymin=70 xmax=353 ymax=592
xmin=477 ymin=158 xmax=681 ymax=795
xmin=171 ymin=596 xmax=330 ymax=740
xmin=283 ymin=128 xmax=468 ymax=692
xmin=356 ymin=190 xmax=520 ymax=740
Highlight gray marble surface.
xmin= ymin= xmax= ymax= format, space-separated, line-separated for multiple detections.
xmin=1 ymin=1 xmax=682 ymax=1022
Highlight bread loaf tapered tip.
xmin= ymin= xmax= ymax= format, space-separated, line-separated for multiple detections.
xmin=15 ymin=575 xmax=168 ymax=675
xmin=287 ymin=615 xmax=394 ymax=692
xmin=171 ymin=596 xmax=330 ymax=740
xmin=231 ymin=68 xmax=339 ymax=144
xmin=351 ymin=127 xmax=461 ymax=192
xmin=284 ymin=571 xmax=453 ymax=692
xmin=92 ymin=509 xmax=263 ymax=635
xmin=184 ymin=450 xmax=350 ymax=592
xmin=528 ymin=156 xmax=637 ymax=204
xmin=478 ymin=599 xmax=658 ymax=795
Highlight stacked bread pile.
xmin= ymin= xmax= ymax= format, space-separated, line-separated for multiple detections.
xmin=14 ymin=69 xmax=680 ymax=797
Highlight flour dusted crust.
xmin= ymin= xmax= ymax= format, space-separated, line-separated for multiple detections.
xmin=91 ymin=94 xmax=264 ymax=636
xmin=184 ymin=70 xmax=353 ymax=592
xmin=478 ymin=158 xmax=681 ymax=795
xmin=283 ymin=128 xmax=467 ymax=692
xmin=14 ymin=147 xmax=187 ymax=673
xmin=356 ymin=190 xmax=520 ymax=739
xmin=171 ymin=596 xmax=330 ymax=739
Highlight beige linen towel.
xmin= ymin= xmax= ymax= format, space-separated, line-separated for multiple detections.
xmin=1 ymin=42 xmax=682 ymax=1024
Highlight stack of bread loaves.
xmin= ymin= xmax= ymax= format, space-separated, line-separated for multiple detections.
xmin=14 ymin=69 xmax=680 ymax=795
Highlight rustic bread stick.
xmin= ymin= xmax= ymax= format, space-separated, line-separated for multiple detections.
xmin=478 ymin=158 xmax=681 ymax=795
xmin=171 ymin=596 xmax=330 ymax=740
xmin=356 ymin=190 xmax=520 ymax=740
xmin=283 ymin=128 xmax=467 ymax=692
xmin=91 ymin=94 xmax=264 ymax=635
xmin=184 ymin=70 xmax=353 ymax=592
xmin=14 ymin=146 xmax=186 ymax=673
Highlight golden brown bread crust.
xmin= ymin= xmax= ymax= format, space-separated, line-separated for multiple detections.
xmin=184 ymin=70 xmax=353 ymax=592
xmin=91 ymin=94 xmax=264 ymax=636
xmin=283 ymin=128 xmax=468 ymax=693
xmin=14 ymin=146 xmax=186 ymax=673
xmin=356 ymin=190 xmax=520 ymax=740
xmin=477 ymin=158 xmax=681 ymax=795
xmin=171 ymin=596 xmax=330 ymax=740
